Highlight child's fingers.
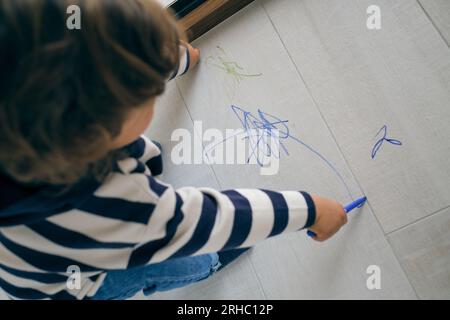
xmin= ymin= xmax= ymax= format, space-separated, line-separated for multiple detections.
xmin=311 ymin=233 xmax=329 ymax=242
xmin=308 ymin=223 xmax=345 ymax=242
xmin=180 ymin=41 xmax=201 ymax=70
xmin=191 ymin=46 xmax=200 ymax=60
xmin=188 ymin=46 xmax=200 ymax=69
xmin=308 ymin=229 xmax=327 ymax=242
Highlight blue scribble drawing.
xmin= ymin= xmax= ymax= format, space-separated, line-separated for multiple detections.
xmin=371 ymin=125 xmax=402 ymax=159
xmin=204 ymin=105 xmax=354 ymax=200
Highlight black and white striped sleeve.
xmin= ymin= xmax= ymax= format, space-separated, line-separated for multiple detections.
xmin=169 ymin=44 xmax=191 ymax=80
xmin=127 ymin=175 xmax=316 ymax=268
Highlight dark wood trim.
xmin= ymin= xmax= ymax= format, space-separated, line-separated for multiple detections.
xmin=170 ymin=0 xmax=206 ymax=19
xmin=179 ymin=0 xmax=256 ymax=41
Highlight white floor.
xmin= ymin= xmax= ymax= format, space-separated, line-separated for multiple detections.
xmin=143 ymin=0 xmax=450 ymax=299
xmin=2 ymin=0 xmax=448 ymax=300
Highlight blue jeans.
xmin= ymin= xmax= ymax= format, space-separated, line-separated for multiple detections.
xmin=92 ymin=253 xmax=221 ymax=300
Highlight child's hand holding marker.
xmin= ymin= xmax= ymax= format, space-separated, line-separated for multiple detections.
xmin=308 ymin=195 xmax=348 ymax=242
xmin=308 ymin=196 xmax=367 ymax=241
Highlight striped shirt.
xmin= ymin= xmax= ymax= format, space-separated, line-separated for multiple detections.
xmin=0 ymin=46 xmax=316 ymax=300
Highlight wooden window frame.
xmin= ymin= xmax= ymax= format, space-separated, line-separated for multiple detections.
xmin=175 ymin=0 xmax=256 ymax=41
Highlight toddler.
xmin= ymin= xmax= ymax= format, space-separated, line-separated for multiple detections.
xmin=0 ymin=0 xmax=346 ymax=299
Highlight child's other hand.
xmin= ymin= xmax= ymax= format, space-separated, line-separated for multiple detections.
xmin=182 ymin=41 xmax=201 ymax=70
xmin=308 ymin=195 xmax=347 ymax=242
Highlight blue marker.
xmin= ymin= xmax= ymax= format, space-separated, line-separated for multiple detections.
xmin=307 ymin=196 xmax=367 ymax=238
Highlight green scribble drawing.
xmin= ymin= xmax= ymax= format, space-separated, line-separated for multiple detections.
xmin=205 ymin=45 xmax=262 ymax=100
xmin=206 ymin=46 xmax=262 ymax=84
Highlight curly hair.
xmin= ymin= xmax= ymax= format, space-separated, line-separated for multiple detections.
xmin=0 ymin=0 xmax=183 ymax=185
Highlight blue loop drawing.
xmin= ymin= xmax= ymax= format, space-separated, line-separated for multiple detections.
xmin=204 ymin=105 xmax=355 ymax=201
xmin=371 ymin=125 xmax=402 ymax=159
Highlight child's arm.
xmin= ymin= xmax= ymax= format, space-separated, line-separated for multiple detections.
xmin=72 ymin=136 xmax=345 ymax=270
xmin=126 ymin=183 xmax=316 ymax=267
xmin=169 ymin=42 xmax=200 ymax=80
xmin=123 ymin=177 xmax=346 ymax=267
xmin=124 ymin=179 xmax=345 ymax=268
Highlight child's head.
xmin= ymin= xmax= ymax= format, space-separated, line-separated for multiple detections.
xmin=0 ymin=0 xmax=183 ymax=185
